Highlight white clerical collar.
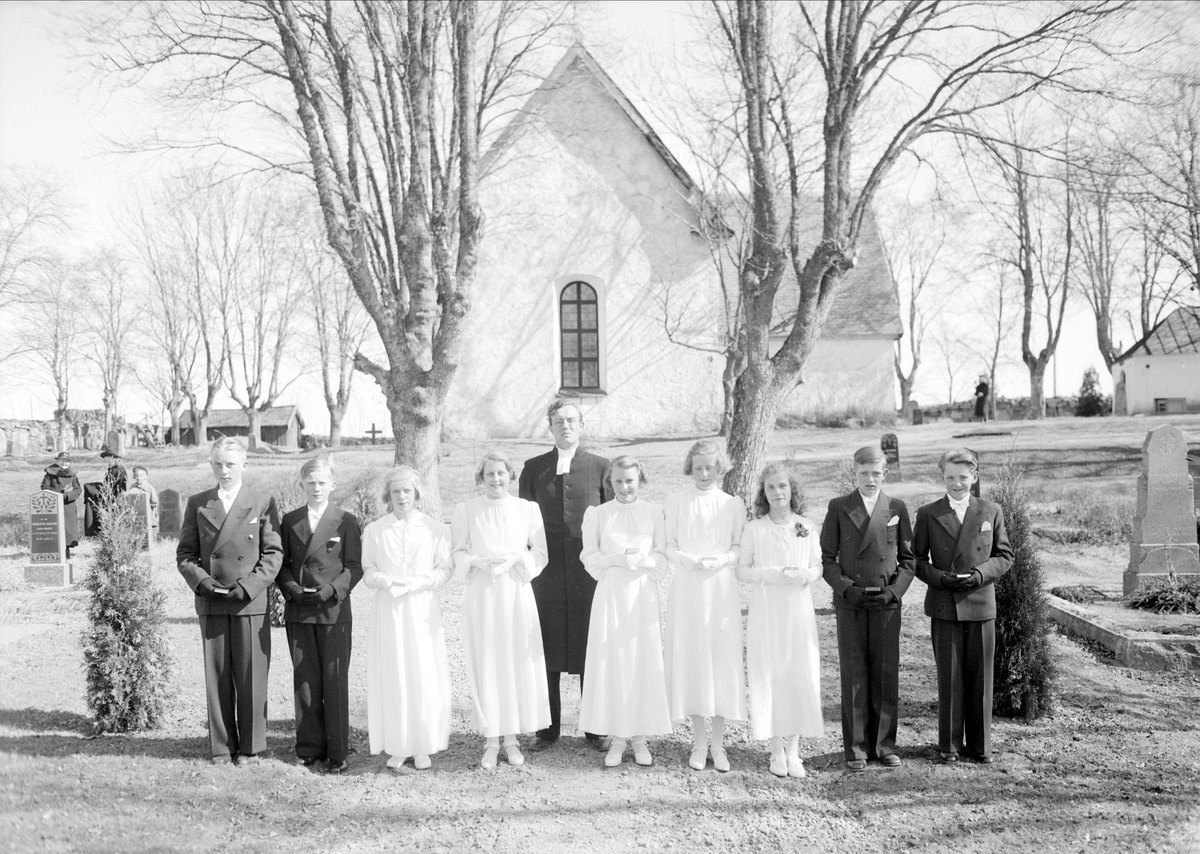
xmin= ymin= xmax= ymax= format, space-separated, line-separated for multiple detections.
xmin=217 ymin=483 xmax=242 ymax=510
xmin=556 ymin=444 xmax=578 ymax=475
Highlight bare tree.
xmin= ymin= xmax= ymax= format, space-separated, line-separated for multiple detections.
xmin=79 ymin=250 xmax=142 ymax=436
xmin=701 ymin=0 xmax=1126 ymax=499
xmin=963 ymin=258 xmax=1020 ymax=421
xmin=303 ymin=238 xmax=370 ymax=447
xmin=20 ymin=258 xmax=80 ymax=444
xmin=931 ymin=324 xmax=970 ymax=407
xmin=95 ymin=0 xmax=576 ymax=509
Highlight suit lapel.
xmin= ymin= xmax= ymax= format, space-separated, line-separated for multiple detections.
xmin=846 ymin=493 xmax=869 ymax=538
xmin=952 ymin=497 xmax=984 ymax=564
xmin=934 ymin=496 xmax=961 ymax=541
xmin=212 ymin=487 xmax=254 ymax=554
xmin=858 ymin=492 xmax=889 ymax=554
xmin=303 ymin=505 xmax=339 ymax=563
xmin=292 ymin=512 xmax=313 ymax=558
xmin=197 ymin=488 xmax=226 ymax=538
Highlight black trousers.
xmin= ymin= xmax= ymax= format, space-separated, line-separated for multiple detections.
xmin=286 ymin=621 xmax=352 ymax=762
xmin=540 ymin=667 xmax=604 ymax=739
xmin=931 ymin=618 xmax=995 ymax=757
xmin=834 ymin=607 xmax=901 ymax=761
xmin=200 ymin=613 xmax=271 ymax=758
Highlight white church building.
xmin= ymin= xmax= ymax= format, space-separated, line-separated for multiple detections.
xmin=1113 ymin=306 xmax=1200 ymax=415
xmin=441 ymin=45 xmax=902 ymax=439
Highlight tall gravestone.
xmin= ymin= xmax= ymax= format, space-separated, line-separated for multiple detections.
xmin=105 ymin=430 xmax=124 ymax=456
xmin=121 ymin=492 xmax=152 ymax=551
xmin=1127 ymin=425 xmax=1200 ymax=594
xmin=9 ymin=428 xmax=28 ymax=458
xmin=25 ymin=490 xmax=73 ymax=586
xmin=881 ymin=433 xmax=901 ymax=482
xmin=159 ymin=489 xmax=184 ymax=539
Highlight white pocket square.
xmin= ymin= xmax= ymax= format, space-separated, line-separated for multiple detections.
xmin=248 ymin=517 xmax=258 ymax=524
xmin=887 ymin=516 xmax=900 ymax=526
xmin=981 ymin=521 xmax=992 ymax=532
xmin=330 ymin=536 xmax=341 ymax=543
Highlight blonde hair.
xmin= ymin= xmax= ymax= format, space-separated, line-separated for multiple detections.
xmin=683 ymin=439 xmax=729 ymax=476
xmin=475 ymin=450 xmax=516 ymax=485
xmin=210 ymin=437 xmax=247 ymax=459
xmin=300 ymin=457 xmax=335 ymax=480
xmin=853 ymin=446 xmax=887 ymax=467
xmin=380 ymin=466 xmax=422 ymax=507
xmin=605 ymin=455 xmax=648 ymax=490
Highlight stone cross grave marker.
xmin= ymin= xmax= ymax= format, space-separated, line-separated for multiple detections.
xmin=159 ymin=489 xmax=184 ymax=539
xmin=881 ymin=433 xmax=901 ymax=482
xmin=24 ymin=489 xmax=73 ymax=586
xmin=121 ymin=491 xmax=152 ymax=551
xmin=1127 ymin=424 xmax=1200 ymax=594
xmin=366 ymin=423 xmax=382 ymax=444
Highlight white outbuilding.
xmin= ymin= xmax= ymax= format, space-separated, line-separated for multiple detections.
xmin=1113 ymin=306 xmax=1200 ymax=416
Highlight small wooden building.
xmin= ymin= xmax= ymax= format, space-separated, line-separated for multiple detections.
xmin=1113 ymin=307 xmax=1200 ymax=416
xmin=174 ymin=406 xmax=306 ymax=448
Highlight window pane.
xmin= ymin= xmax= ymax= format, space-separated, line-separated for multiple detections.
xmin=577 ymin=282 xmax=597 ymax=303
xmin=561 ymin=304 xmax=578 ymax=330
xmin=580 ymin=304 xmax=597 ymax=329
xmin=563 ymin=282 xmax=578 ymax=301
xmin=562 ymin=334 xmax=579 ymax=358
xmin=581 ymin=360 xmax=599 ymax=388
xmin=582 ymin=332 xmax=598 ymax=357
xmin=562 ymin=361 xmax=579 ymax=388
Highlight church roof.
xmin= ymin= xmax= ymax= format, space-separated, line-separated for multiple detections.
xmin=1115 ymin=307 xmax=1200 ymax=362
xmin=178 ymin=406 xmax=304 ymax=429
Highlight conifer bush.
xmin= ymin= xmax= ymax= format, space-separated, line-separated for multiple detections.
xmin=259 ymin=468 xmax=303 ymax=626
xmin=990 ymin=457 xmax=1055 ymax=720
xmin=81 ymin=487 xmax=173 ymax=733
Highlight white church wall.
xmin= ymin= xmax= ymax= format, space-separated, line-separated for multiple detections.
xmin=778 ymin=337 xmax=897 ymax=421
xmin=1116 ymin=354 xmax=1200 ymax=414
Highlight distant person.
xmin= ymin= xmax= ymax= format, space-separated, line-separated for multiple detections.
xmin=176 ymin=437 xmax=283 ymax=765
xmin=913 ymin=449 xmax=1013 ymax=765
xmin=126 ymin=465 xmax=160 ymax=543
xmin=518 ymin=400 xmax=612 ymax=753
xmin=276 ymin=458 xmax=363 ymax=774
xmin=664 ymin=439 xmax=747 ymax=773
xmin=974 ymin=375 xmax=990 ymax=422
xmin=362 ymin=466 xmax=452 ymax=771
xmin=820 ymin=445 xmax=915 ymax=772
xmin=41 ymin=452 xmax=81 ymax=558
xmin=101 ymin=446 xmax=129 ymax=497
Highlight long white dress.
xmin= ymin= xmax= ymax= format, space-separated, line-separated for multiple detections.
xmin=578 ymin=499 xmax=674 ymax=737
xmin=663 ymin=485 xmax=748 ymax=723
xmin=451 ymin=494 xmax=552 ymax=737
xmin=736 ymin=513 xmax=825 ymax=740
xmin=362 ymin=511 xmax=453 ymax=758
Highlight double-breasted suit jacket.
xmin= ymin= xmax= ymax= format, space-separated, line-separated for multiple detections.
xmin=277 ymin=503 xmax=363 ymax=764
xmin=277 ymin=505 xmax=364 ymax=624
xmin=176 ymin=485 xmax=283 ymax=759
xmin=819 ymin=490 xmax=915 ymax=762
xmin=518 ymin=447 xmax=611 ymax=674
xmin=912 ymin=494 xmax=1014 ymax=759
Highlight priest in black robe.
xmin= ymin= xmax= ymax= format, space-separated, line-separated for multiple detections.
xmin=519 ymin=399 xmax=611 ymax=751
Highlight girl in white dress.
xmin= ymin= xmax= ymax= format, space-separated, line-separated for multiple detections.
xmin=736 ymin=462 xmax=824 ymax=778
xmin=579 ymin=455 xmax=673 ymax=768
xmin=451 ymin=450 xmax=552 ymax=771
xmin=663 ymin=439 xmax=747 ymax=772
xmin=362 ymin=466 xmax=452 ymax=771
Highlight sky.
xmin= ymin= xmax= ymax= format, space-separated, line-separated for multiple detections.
xmin=1 ymin=0 xmax=1186 ymax=434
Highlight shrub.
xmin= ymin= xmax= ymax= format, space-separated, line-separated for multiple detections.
xmin=1074 ymin=366 xmax=1110 ymax=417
xmin=254 ymin=467 xmax=306 ymax=627
xmin=343 ymin=469 xmax=385 ymax=526
xmin=1125 ymin=573 xmax=1200 ymax=614
xmin=833 ymin=458 xmax=857 ymax=496
xmin=990 ymin=457 xmax=1055 ymax=720
xmin=0 ymin=511 xmax=27 ymax=550
xmin=81 ymin=485 xmax=173 ymax=733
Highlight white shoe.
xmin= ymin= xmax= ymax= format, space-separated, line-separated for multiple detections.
xmin=504 ymin=744 xmax=524 ymax=767
xmin=788 ymin=756 xmax=807 ymax=778
xmin=604 ymin=739 xmax=626 ymax=768
xmin=480 ymin=747 xmax=498 ymax=771
xmin=769 ymin=753 xmax=788 ymax=778
xmin=711 ymin=748 xmax=730 ymax=773
xmin=386 ymin=754 xmax=406 ymax=769
xmin=632 ymin=739 xmax=652 ymax=767
xmin=688 ymin=745 xmax=707 ymax=771
xmin=413 ymin=754 xmax=431 ymax=770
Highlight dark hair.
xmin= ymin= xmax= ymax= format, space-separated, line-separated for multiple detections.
xmin=604 ymin=455 xmax=648 ymax=491
xmin=852 ymin=446 xmax=887 ymax=467
xmin=938 ymin=448 xmax=979 ymax=473
xmin=752 ymin=461 xmax=804 ymax=518
xmin=546 ymin=399 xmax=583 ymax=427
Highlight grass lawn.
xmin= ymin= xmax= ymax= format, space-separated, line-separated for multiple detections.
xmin=1 ymin=415 xmax=1198 ymax=852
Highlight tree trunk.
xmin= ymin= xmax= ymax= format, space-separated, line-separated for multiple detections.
xmin=246 ymin=408 xmax=263 ymax=449
xmin=328 ymin=402 xmax=346 ymax=448
xmin=1027 ymin=361 xmax=1047 ymax=420
xmin=382 ymin=370 xmax=444 ymax=517
xmin=719 ymin=355 xmax=738 ymax=437
xmin=196 ymin=411 xmax=210 ymax=447
xmin=722 ymin=365 xmax=787 ymax=509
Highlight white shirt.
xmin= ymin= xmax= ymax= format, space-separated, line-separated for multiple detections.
xmin=307 ymin=502 xmax=329 ymax=532
xmin=859 ymin=490 xmax=879 ymax=517
xmin=948 ymin=494 xmax=970 ymax=523
xmin=217 ymin=482 xmax=242 ymax=513
xmin=555 ymin=444 xmax=578 ymax=476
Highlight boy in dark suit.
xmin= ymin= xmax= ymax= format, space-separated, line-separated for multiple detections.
xmin=820 ymin=446 xmax=915 ymax=771
xmin=913 ymin=449 xmax=1013 ymax=764
xmin=177 ymin=437 xmax=283 ymax=765
xmin=519 ymin=399 xmax=612 ymax=751
xmin=277 ymin=458 xmax=363 ymax=773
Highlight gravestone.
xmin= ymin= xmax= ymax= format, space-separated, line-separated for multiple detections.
xmin=159 ymin=489 xmax=184 ymax=539
xmin=121 ymin=492 xmax=152 ymax=551
xmin=911 ymin=406 xmax=923 ymax=426
xmin=0 ymin=427 xmax=6 ymax=456
xmin=24 ymin=490 xmax=73 ymax=586
xmin=881 ymin=433 xmax=901 ymax=482
xmin=1126 ymin=425 xmax=1200 ymax=595
xmin=9 ymin=429 xmax=28 ymax=457
xmin=105 ymin=430 xmax=124 ymax=456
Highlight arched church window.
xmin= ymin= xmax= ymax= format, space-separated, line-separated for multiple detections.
xmin=560 ymin=281 xmax=600 ymax=391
